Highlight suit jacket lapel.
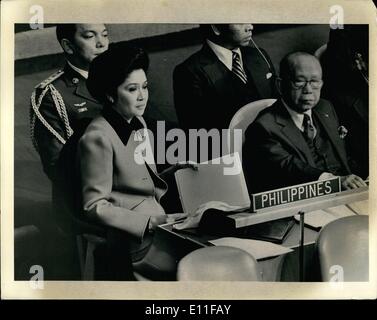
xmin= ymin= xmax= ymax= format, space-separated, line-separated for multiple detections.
xmin=242 ymin=47 xmax=270 ymax=97
xmin=200 ymin=45 xmax=273 ymax=100
xmin=103 ymin=110 xmax=168 ymax=199
xmin=313 ymin=103 xmax=350 ymax=172
xmin=75 ymin=78 xmax=98 ymax=103
xmin=62 ymin=64 xmax=98 ymax=103
xmin=102 ymin=107 xmax=144 ymax=146
xmin=200 ymin=44 xmax=235 ymax=97
xmin=274 ymin=101 xmax=317 ymax=167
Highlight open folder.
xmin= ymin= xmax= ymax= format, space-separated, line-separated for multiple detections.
xmin=174 ymin=153 xmax=251 ymax=214
xmin=174 ymin=153 xmax=295 ymax=243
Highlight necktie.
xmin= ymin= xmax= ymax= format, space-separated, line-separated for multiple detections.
xmin=232 ymin=51 xmax=248 ymax=84
xmin=303 ymin=114 xmax=316 ymax=141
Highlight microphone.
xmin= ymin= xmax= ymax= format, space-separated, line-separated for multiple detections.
xmin=249 ymin=37 xmax=273 ymax=79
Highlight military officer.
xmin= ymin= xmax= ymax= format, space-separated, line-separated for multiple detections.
xmin=30 ymin=23 xmax=109 ymax=181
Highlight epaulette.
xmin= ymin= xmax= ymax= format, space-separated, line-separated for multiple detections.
xmin=35 ymin=69 xmax=64 ymax=89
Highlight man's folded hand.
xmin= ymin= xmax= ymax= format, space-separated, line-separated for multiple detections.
xmin=341 ymin=174 xmax=367 ymax=190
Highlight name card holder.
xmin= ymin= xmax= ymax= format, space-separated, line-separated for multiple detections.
xmin=251 ymin=177 xmax=341 ymax=211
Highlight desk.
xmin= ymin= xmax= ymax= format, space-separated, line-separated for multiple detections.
xmin=156 ymin=187 xmax=368 ymax=281
xmin=227 ymin=187 xmax=368 ymax=227
xmin=158 ymin=222 xmax=319 ymax=281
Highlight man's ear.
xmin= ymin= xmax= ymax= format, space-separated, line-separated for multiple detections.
xmin=210 ymin=24 xmax=221 ymax=36
xmin=60 ymin=38 xmax=75 ymax=55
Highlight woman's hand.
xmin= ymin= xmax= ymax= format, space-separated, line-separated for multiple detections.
xmin=148 ymin=215 xmax=167 ymax=231
xmin=174 ymin=161 xmax=198 ymax=172
xmin=159 ymin=161 xmax=198 ymax=180
xmin=148 ymin=213 xmax=188 ymax=231
xmin=166 ymin=213 xmax=188 ymax=224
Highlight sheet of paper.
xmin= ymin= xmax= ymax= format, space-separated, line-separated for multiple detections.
xmin=325 ymin=205 xmax=357 ymax=218
xmin=294 ymin=206 xmax=357 ymax=229
xmin=294 ymin=210 xmax=336 ymax=229
xmin=208 ymin=237 xmax=293 ymax=260
xmin=346 ymin=200 xmax=369 ymax=216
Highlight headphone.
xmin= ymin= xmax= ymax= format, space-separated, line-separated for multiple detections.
xmin=208 ymin=25 xmax=274 ymax=80
xmin=249 ymin=36 xmax=273 ymax=80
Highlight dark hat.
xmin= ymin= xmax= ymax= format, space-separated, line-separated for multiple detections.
xmin=87 ymin=43 xmax=149 ymax=103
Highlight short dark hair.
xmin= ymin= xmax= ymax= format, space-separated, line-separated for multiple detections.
xmin=199 ymin=24 xmax=229 ymax=39
xmin=199 ymin=24 xmax=212 ymax=38
xmin=56 ymin=24 xmax=77 ymax=45
xmin=87 ymin=43 xmax=149 ymax=104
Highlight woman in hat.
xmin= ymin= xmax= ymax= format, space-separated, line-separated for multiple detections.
xmin=79 ymin=43 xmax=195 ymax=280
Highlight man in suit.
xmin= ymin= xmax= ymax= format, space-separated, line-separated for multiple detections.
xmin=173 ymin=24 xmax=277 ymax=131
xmin=243 ymin=52 xmax=366 ymax=193
xmin=30 ymin=23 xmax=109 ymax=182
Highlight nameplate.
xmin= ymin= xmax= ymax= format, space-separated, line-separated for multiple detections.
xmin=251 ymin=177 xmax=341 ymax=211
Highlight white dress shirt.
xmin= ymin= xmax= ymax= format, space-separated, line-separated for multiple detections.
xmin=206 ymin=39 xmax=244 ymax=71
xmin=282 ymin=100 xmax=317 ymax=137
xmin=67 ymin=61 xmax=89 ymax=79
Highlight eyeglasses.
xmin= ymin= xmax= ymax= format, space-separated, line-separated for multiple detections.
xmin=290 ymin=79 xmax=323 ymax=89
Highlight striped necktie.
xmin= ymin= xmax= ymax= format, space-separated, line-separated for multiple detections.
xmin=303 ymin=114 xmax=316 ymax=141
xmin=232 ymin=51 xmax=248 ymax=84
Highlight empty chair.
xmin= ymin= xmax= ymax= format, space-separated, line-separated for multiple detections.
xmin=177 ymin=246 xmax=261 ymax=281
xmin=314 ymin=43 xmax=328 ymax=59
xmin=227 ymin=99 xmax=276 ymax=155
xmin=316 ymin=215 xmax=368 ymax=281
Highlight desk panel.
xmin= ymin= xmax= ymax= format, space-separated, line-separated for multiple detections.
xmin=158 ymin=222 xmax=320 ymax=281
xmin=156 ymin=188 xmax=367 ymax=281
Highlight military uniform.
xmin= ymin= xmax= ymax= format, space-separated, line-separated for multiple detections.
xmin=30 ymin=64 xmax=103 ymax=181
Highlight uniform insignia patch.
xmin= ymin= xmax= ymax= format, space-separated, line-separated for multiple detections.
xmin=74 ymin=102 xmax=87 ymax=107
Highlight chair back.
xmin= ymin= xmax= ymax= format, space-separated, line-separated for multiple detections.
xmin=314 ymin=43 xmax=328 ymax=59
xmin=316 ymin=215 xmax=368 ymax=281
xmin=177 ymin=246 xmax=261 ymax=281
xmin=227 ymin=99 xmax=276 ymax=155
xmin=54 ymin=118 xmax=108 ymax=279
xmin=54 ymin=118 xmax=105 ymax=237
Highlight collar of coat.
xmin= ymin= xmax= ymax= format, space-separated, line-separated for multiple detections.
xmin=62 ymin=63 xmax=99 ymax=103
xmin=198 ymin=43 xmax=275 ymax=99
xmin=102 ymin=106 xmax=145 ymax=146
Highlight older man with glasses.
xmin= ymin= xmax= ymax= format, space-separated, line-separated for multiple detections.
xmin=242 ymin=51 xmax=366 ymax=193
